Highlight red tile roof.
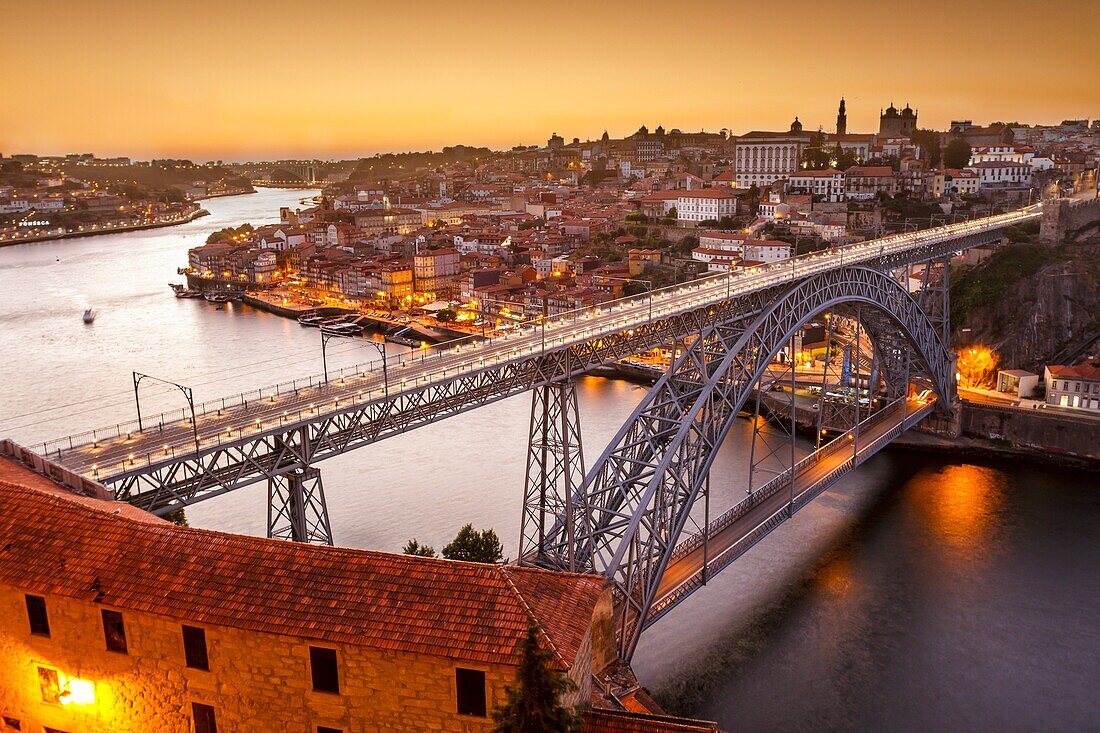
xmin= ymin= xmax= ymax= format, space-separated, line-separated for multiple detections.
xmin=1047 ymin=364 xmax=1100 ymax=380
xmin=0 ymin=477 xmax=605 ymax=670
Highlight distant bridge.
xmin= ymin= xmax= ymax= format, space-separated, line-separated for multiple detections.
xmin=17 ymin=204 xmax=1043 ymax=659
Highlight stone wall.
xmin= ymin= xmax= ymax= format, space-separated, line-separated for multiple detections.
xmin=0 ymin=588 xmax=519 ymax=732
xmin=1040 ymin=197 xmax=1100 ymax=243
xmin=960 ymin=403 xmax=1100 ymax=460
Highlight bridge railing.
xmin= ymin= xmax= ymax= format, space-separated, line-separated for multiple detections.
xmin=33 ymin=207 xmax=1039 ymax=460
xmin=651 ymin=400 xmax=936 ymax=625
xmin=668 ymin=396 xmax=912 ymax=562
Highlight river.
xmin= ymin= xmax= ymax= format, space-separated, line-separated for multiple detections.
xmin=0 ymin=190 xmax=1096 ymax=730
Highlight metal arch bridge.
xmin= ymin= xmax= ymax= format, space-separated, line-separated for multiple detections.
xmin=21 ymin=206 xmax=1041 ymax=653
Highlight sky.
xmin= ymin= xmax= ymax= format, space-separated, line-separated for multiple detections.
xmin=2 ymin=0 xmax=1098 ymax=161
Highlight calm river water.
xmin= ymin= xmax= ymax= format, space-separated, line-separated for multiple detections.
xmin=1 ymin=190 xmax=1097 ymax=730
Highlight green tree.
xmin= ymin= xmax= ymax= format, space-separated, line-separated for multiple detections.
xmin=624 ymin=212 xmax=648 ymax=224
xmin=800 ymin=130 xmax=830 ymax=169
xmin=442 ymin=524 xmax=504 ymax=563
xmin=746 ymin=184 xmax=760 ymax=212
xmin=402 ymin=538 xmax=437 ymax=557
xmin=491 ymin=622 xmax=580 ymax=733
xmin=943 ymin=139 xmax=973 ymax=169
xmin=910 ymin=128 xmax=942 ymax=167
xmin=436 ymin=308 xmax=457 ymax=322
xmin=835 ymin=146 xmax=860 ymax=170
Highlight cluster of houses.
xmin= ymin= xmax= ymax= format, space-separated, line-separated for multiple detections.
xmin=179 ymin=107 xmax=1098 ymax=317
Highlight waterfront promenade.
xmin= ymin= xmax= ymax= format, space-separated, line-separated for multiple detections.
xmin=0 ymin=206 xmax=208 ymax=246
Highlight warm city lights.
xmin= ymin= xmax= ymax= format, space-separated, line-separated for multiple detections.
xmin=1 ymin=2 xmax=1098 ymax=732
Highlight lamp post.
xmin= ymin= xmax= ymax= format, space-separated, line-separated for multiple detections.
xmin=132 ymin=372 xmax=200 ymax=456
xmin=321 ymin=330 xmax=389 ymax=397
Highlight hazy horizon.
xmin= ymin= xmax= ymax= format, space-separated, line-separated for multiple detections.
xmin=2 ymin=0 xmax=1097 ymax=161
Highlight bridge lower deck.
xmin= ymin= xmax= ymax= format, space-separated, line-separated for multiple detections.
xmin=648 ymin=398 xmax=932 ymax=623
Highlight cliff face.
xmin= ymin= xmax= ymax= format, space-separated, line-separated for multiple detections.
xmin=954 ymin=243 xmax=1100 ymax=371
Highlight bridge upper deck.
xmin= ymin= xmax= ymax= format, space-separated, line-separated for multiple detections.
xmin=34 ymin=207 xmax=1039 ymax=483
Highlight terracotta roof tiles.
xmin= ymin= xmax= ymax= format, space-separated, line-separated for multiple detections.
xmin=0 ymin=477 xmax=604 ymax=669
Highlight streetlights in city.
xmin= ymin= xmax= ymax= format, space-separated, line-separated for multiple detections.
xmin=321 ymin=329 xmax=389 ymax=397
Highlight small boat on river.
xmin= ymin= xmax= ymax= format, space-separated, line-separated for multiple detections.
xmin=83 ymin=308 xmax=96 ymax=324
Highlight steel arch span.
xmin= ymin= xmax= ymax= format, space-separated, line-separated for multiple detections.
xmin=534 ymin=266 xmax=954 ymax=658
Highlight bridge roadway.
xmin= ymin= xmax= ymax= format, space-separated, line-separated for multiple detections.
xmin=644 ymin=397 xmax=933 ymax=628
xmin=35 ymin=208 xmax=1037 ymax=487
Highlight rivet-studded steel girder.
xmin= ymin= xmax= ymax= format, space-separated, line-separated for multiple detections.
xmin=267 ymin=467 xmax=333 ymax=545
xmin=539 ymin=266 xmax=953 ymax=659
xmin=519 ymin=379 xmax=586 ymax=571
xmin=102 ymin=288 xmax=774 ymax=515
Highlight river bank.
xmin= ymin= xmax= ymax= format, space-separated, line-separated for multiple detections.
xmin=193 ymin=187 xmax=256 ymax=201
xmin=0 ymin=207 xmax=209 ymax=247
xmin=892 ymin=426 xmax=1100 ymax=471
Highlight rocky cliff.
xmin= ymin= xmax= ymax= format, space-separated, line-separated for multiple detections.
xmin=952 ymin=242 xmax=1100 ymax=371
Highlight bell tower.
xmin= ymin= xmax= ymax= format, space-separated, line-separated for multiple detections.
xmin=836 ymin=97 xmax=847 ymax=136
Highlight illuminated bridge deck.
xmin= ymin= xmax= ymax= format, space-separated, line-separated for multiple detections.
xmin=34 ymin=208 xmax=1036 ymax=493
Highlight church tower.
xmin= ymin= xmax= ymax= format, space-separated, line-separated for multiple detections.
xmin=836 ymin=98 xmax=847 ymax=136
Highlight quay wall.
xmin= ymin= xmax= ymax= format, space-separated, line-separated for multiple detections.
xmin=958 ymin=402 xmax=1099 ymax=460
xmin=0 ymin=209 xmax=208 ymax=248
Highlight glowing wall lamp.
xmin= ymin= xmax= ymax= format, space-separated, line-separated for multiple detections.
xmin=58 ymin=676 xmax=96 ymax=706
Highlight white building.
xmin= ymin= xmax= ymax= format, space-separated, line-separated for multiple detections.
xmin=1044 ymin=364 xmax=1100 ymax=411
xmin=787 ymin=169 xmax=846 ymax=202
xmin=969 ymin=145 xmax=1033 ymax=165
xmin=943 ymin=169 xmax=981 ymax=195
xmin=733 ymin=124 xmax=811 ymax=187
xmin=674 ymin=189 xmax=739 ymax=225
xmin=967 ymin=161 xmax=1032 ymax=187
xmin=698 ymin=230 xmax=748 ymax=254
xmin=743 ymin=239 xmax=792 ymax=263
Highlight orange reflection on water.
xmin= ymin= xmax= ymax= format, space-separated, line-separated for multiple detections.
xmin=918 ymin=463 xmax=1004 ymax=561
xmin=816 ymin=555 xmax=856 ymax=600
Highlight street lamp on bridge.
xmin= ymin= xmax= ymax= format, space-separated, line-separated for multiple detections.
xmin=132 ymin=372 xmax=200 ymax=457
xmin=320 ymin=330 xmax=389 ymax=398
xmin=599 ymin=274 xmax=653 ymax=323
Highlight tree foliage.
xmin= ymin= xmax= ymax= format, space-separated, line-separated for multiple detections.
xmin=402 ymin=538 xmax=437 ymax=557
xmin=442 ymin=524 xmax=504 ymax=563
xmin=800 ymin=130 xmax=831 ymax=169
xmin=943 ymin=139 xmax=973 ymax=169
xmin=491 ymin=622 xmax=580 ymax=733
xmin=910 ymin=128 xmax=942 ymax=167
xmin=206 ymin=223 xmax=254 ymax=244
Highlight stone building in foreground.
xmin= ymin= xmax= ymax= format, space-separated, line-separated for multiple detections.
xmin=0 ymin=455 xmax=626 ymax=732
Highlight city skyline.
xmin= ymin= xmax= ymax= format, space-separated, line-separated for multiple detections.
xmin=2 ymin=0 xmax=1098 ymax=160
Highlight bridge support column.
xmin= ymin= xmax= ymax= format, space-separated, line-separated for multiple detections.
xmin=520 ymin=379 xmax=585 ymax=570
xmin=267 ymin=467 xmax=333 ymax=545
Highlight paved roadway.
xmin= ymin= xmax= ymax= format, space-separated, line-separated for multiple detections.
xmin=654 ymin=398 xmax=930 ymax=607
xmin=35 ymin=207 xmax=1039 ymax=481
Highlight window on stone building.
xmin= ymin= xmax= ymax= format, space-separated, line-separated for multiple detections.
xmin=455 ymin=667 xmax=487 ymax=717
xmin=2 ymin=716 xmax=22 ymax=731
xmin=309 ymin=646 xmax=340 ymax=694
xmin=101 ymin=610 xmax=127 ymax=654
xmin=25 ymin=595 xmax=50 ymax=636
xmin=37 ymin=667 xmax=59 ymax=703
xmin=317 ymin=727 xmax=342 ymax=733
xmin=192 ymin=702 xmax=217 ymax=733
xmin=182 ymin=625 xmax=209 ymax=670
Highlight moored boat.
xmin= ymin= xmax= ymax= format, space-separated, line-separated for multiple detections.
xmin=83 ymin=308 xmax=96 ymax=324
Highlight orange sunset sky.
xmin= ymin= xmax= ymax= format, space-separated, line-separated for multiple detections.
xmin=2 ymin=0 xmax=1098 ymax=160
